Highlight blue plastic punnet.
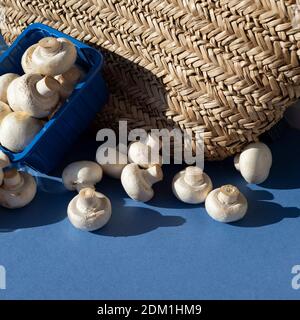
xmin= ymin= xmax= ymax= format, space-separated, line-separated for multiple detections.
xmin=0 ymin=23 xmax=108 ymax=173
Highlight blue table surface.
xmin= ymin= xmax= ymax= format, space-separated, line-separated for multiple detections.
xmin=0 ymin=126 xmax=300 ymax=300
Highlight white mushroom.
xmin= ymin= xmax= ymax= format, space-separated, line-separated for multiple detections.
xmin=172 ymin=166 xmax=213 ymax=204
xmin=0 ymin=73 xmax=19 ymax=103
xmin=0 ymin=101 xmax=11 ymax=123
xmin=62 ymin=161 xmax=103 ymax=192
xmin=128 ymin=135 xmax=162 ymax=168
xmin=0 ymin=112 xmax=43 ymax=153
xmin=234 ymin=142 xmax=272 ymax=184
xmin=205 ymin=185 xmax=248 ymax=223
xmin=96 ymin=145 xmax=128 ymax=179
xmin=121 ymin=163 xmax=163 ymax=202
xmin=68 ymin=187 xmax=112 ymax=231
xmin=22 ymin=37 xmax=77 ymax=76
xmin=7 ymin=74 xmax=60 ymax=118
xmin=55 ymin=65 xmax=81 ymax=100
xmin=0 ymin=168 xmax=37 ymax=209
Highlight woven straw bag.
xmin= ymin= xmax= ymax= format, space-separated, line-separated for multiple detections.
xmin=0 ymin=0 xmax=299 ymax=160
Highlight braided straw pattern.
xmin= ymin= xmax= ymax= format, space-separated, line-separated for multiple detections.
xmin=1 ymin=0 xmax=300 ymax=159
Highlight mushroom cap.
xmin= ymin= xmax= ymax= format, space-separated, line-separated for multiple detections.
xmin=22 ymin=37 xmax=77 ymax=76
xmin=68 ymin=188 xmax=112 ymax=231
xmin=96 ymin=146 xmax=128 ymax=179
xmin=121 ymin=163 xmax=157 ymax=202
xmin=172 ymin=167 xmax=213 ymax=204
xmin=205 ymin=187 xmax=248 ymax=223
xmin=0 ymin=171 xmax=37 ymax=209
xmin=128 ymin=141 xmax=162 ymax=168
xmin=237 ymin=142 xmax=272 ymax=184
xmin=0 ymin=112 xmax=43 ymax=153
xmin=0 ymin=73 xmax=20 ymax=103
xmin=7 ymin=74 xmax=60 ymax=118
xmin=62 ymin=161 xmax=103 ymax=191
xmin=0 ymin=101 xmax=12 ymax=123
xmin=233 ymin=154 xmax=240 ymax=171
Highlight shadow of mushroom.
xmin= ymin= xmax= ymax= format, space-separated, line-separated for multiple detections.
xmin=95 ymin=204 xmax=185 ymax=237
xmin=94 ymin=175 xmax=185 ymax=237
xmin=231 ymin=187 xmax=300 ymax=228
xmin=0 ymin=180 xmax=70 ymax=232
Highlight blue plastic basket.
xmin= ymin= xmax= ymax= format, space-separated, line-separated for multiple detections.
xmin=0 ymin=23 xmax=108 ymax=173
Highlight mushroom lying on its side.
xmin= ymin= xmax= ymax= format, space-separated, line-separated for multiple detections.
xmin=68 ymin=187 xmax=112 ymax=231
xmin=62 ymin=161 xmax=103 ymax=192
xmin=128 ymin=134 xmax=162 ymax=168
xmin=121 ymin=163 xmax=163 ymax=202
xmin=172 ymin=166 xmax=212 ymax=204
xmin=234 ymin=142 xmax=272 ymax=184
xmin=0 ymin=168 xmax=37 ymax=209
xmin=0 ymin=112 xmax=44 ymax=153
xmin=205 ymin=185 xmax=248 ymax=223
xmin=7 ymin=74 xmax=60 ymax=118
xmin=22 ymin=37 xmax=77 ymax=76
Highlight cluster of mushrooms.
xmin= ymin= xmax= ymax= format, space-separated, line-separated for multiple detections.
xmin=0 ymin=36 xmax=81 ymax=153
xmin=0 ymin=37 xmax=273 ymax=230
xmin=60 ymin=137 xmax=272 ymax=231
xmin=0 ymin=36 xmax=85 ymax=210
xmin=0 ymin=127 xmax=272 ymax=227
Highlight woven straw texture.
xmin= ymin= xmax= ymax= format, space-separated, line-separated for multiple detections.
xmin=0 ymin=0 xmax=299 ymax=160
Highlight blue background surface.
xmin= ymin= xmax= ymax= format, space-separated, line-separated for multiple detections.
xmin=0 ymin=126 xmax=300 ymax=300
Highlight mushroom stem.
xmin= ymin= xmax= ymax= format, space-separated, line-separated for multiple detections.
xmin=143 ymin=165 xmax=163 ymax=185
xmin=217 ymin=185 xmax=239 ymax=205
xmin=183 ymin=166 xmax=204 ymax=186
xmin=76 ymin=188 xmax=105 ymax=213
xmin=39 ymin=37 xmax=61 ymax=54
xmin=36 ymin=76 xmax=60 ymax=97
xmin=3 ymin=169 xmax=23 ymax=189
